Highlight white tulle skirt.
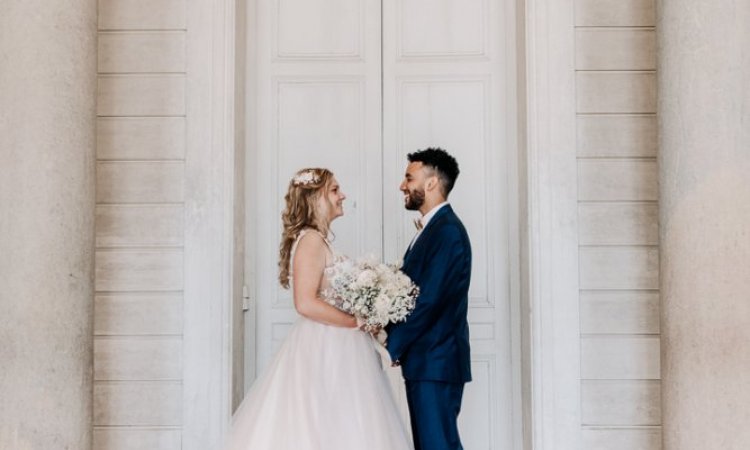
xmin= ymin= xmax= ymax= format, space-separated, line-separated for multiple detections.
xmin=225 ymin=317 xmax=413 ymax=450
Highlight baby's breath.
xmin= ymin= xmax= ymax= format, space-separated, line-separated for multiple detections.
xmin=323 ymin=254 xmax=419 ymax=328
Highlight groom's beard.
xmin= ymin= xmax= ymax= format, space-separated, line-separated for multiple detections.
xmin=404 ymin=188 xmax=425 ymax=211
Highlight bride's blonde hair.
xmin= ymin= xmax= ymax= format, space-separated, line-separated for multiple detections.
xmin=278 ymin=168 xmax=335 ymax=289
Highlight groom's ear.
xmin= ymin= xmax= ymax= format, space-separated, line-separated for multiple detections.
xmin=425 ymin=174 xmax=440 ymax=192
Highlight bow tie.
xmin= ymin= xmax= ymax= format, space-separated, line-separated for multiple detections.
xmin=413 ymin=218 xmax=424 ymax=230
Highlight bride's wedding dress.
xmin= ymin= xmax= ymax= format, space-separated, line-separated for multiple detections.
xmin=225 ymin=230 xmax=412 ymax=450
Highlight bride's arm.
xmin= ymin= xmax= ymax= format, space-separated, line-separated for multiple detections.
xmin=292 ymin=233 xmax=358 ymax=328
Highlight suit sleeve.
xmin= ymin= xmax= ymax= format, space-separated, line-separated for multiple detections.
xmin=387 ymin=227 xmax=467 ymax=362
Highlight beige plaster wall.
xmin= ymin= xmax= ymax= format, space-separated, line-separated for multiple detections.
xmin=0 ymin=1 xmax=97 ymax=448
xmin=659 ymin=1 xmax=750 ymax=449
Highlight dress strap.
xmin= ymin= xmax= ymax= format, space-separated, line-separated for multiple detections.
xmin=289 ymin=228 xmax=333 ymax=276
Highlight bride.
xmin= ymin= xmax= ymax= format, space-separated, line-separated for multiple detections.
xmin=225 ymin=168 xmax=412 ymax=450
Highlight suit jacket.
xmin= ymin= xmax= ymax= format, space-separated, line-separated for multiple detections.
xmin=386 ymin=204 xmax=472 ymax=383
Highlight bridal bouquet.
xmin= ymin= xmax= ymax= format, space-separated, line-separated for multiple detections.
xmin=322 ymin=254 xmax=419 ymax=329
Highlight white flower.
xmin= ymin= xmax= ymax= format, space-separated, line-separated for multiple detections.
xmin=355 ymin=269 xmax=378 ymax=287
xmin=320 ymin=253 xmax=419 ymax=328
xmin=292 ymin=170 xmax=319 ymax=186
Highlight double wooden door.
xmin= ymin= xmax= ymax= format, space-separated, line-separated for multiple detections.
xmin=247 ymin=1 xmax=520 ymax=448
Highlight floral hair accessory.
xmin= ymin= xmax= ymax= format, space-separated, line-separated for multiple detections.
xmin=292 ymin=170 xmax=319 ymax=186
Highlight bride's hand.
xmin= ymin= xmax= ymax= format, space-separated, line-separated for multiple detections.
xmin=355 ymin=316 xmax=371 ymax=331
xmin=355 ymin=317 xmax=381 ymax=335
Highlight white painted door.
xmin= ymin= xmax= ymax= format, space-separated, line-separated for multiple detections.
xmin=250 ymin=0 xmax=384 ymax=371
xmin=381 ymin=1 xmax=520 ymax=448
xmin=248 ymin=1 xmax=520 ymax=448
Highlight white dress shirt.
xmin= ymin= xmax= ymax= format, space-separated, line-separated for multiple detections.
xmin=409 ymin=201 xmax=449 ymax=250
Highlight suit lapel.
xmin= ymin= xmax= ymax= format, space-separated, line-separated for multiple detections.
xmin=402 ymin=205 xmax=454 ymax=269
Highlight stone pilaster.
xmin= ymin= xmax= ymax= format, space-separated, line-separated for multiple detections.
xmin=658 ymin=1 xmax=750 ymax=448
xmin=0 ymin=1 xmax=97 ymax=448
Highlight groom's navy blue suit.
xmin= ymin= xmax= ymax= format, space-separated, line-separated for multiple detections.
xmin=387 ymin=204 xmax=472 ymax=450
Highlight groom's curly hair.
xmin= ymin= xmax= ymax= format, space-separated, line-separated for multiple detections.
xmin=407 ymin=147 xmax=460 ymax=197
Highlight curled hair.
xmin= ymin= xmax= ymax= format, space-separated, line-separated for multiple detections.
xmin=407 ymin=147 xmax=460 ymax=197
xmin=278 ymin=168 xmax=334 ymax=288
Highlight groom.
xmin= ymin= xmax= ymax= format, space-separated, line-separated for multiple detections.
xmin=386 ymin=148 xmax=472 ymax=450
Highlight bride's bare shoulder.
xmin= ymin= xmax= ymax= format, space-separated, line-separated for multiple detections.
xmin=293 ymin=229 xmax=328 ymax=258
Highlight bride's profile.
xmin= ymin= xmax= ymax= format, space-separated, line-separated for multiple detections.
xmin=225 ymin=168 xmax=412 ymax=450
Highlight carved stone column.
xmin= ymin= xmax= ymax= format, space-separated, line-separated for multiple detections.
xmin=658 ymin=1 xmax=750 ymax=448
xmin=0 ymin=1 xmax=97 ymax=448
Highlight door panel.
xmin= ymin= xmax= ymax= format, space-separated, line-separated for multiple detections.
xmin=276 ymin=0 xmax=362 ymax=57
xmin=399 ymin=0 xmax=487 ymax=57
xmin=275 ymin=79 xmax=368 ymax=284
xmin=383 ymin=0 xmax=517 ymax=448
xmin=253 ymin=0 xmax=382 ymax=370
xmin=397 ymin=78 xmax=490 ymax=303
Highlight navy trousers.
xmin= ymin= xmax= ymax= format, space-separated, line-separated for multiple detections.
xmin=405 ymin=380 xmax=465 ymax=450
